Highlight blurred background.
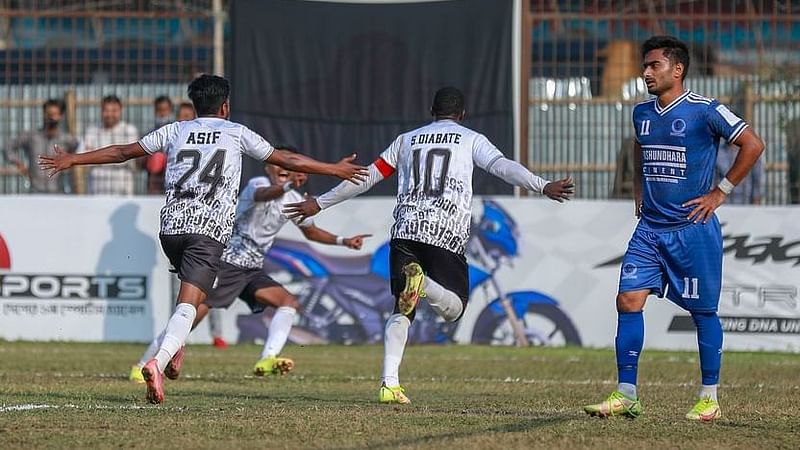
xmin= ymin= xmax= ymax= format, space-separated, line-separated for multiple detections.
xmin=0 ymin=0 xmax=797 ymax=203
xmin=0 ymin=1 xmax=798 ymax=350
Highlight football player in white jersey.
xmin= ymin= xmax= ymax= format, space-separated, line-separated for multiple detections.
xmin=132 ymin=158 xmax=370 ymax=380
xmin=285 ymin=87 xmax=575 ymax=404
xmin=39 ymin=74 xmax=368 ymax=404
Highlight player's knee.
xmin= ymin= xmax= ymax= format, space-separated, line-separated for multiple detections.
xmin=278 ymin=294 xmax=300 ymax=310
xmin=616 ymin=292 xmax=646 ymax=313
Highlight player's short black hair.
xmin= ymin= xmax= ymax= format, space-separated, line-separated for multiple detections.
xmin=188 ymin=74 xmax=230 ymax=116
xmin=101 ymin=95 xmax=122 ymax=107
xmin=42 ymin=98 xmax=65 ymax=113
xmin=642 ymin=36 xmax=690 ymax=80
xmin=431 ymin=87 xmax=465 ymax=117
xmin=154 ymin=95 xmax=173 ymax=107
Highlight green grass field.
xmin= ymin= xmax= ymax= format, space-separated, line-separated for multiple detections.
xmin=1 ymin=342 xmax=798 ymax=449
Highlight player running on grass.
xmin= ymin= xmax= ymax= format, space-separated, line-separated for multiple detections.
xmin=130 ymin=160 xmax=370 ymax=382
xmin=284 ymin=86 xmax=575 ymax=404
xmin=582 ymin=36 xmax=764 ymax=421
xmin=39 ymin=74 xmax=368 ymax=404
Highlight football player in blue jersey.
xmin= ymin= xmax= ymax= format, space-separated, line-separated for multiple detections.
xmin=583 ymin=36 xmax=765 ymax=421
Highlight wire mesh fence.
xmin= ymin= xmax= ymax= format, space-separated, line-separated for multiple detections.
xmin=527 ymin=0 xmax=800 ymax=204
xmin=0 ymin=0 xmax=219 ymax=194
xmin=1 ymin=1 xmax=798 ymax=202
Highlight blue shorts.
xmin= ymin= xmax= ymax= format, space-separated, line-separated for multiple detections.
xmin=618 ymin=216 xmax=723 ymax=312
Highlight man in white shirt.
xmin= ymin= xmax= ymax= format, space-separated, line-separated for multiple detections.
xmin=40 ymin=74 xmax=368 ymax=404
xmin=131 ymin=160 xmax=370 ymax=383
xmin=285 ymin=87 xmax=575 ymax=404
xmin=81 ymin=95 xmax=140 ymax=195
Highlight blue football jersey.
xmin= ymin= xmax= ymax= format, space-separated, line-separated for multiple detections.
xmin=633 ymin=90 xmax=748 ymax=230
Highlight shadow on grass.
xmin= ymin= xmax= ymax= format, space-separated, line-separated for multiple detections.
xmin=2 ymin=390 xmax=137 ymax=405
xmin=332 ymin=414 xmax=572 ymax=450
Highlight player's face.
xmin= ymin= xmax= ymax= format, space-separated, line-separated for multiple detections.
xmin=101 ymin=102 xmax=122 ymax=128
xmin=642 ymin=49 xmax=681 ymax=96
xmin=266 ymin=164 xmax=291 ymax=185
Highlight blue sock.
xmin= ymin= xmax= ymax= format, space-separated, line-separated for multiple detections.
xmin=616 ymin=311 xmax=644 ymax=386
xmin=692 ymin=312 xmax=723 ymax=385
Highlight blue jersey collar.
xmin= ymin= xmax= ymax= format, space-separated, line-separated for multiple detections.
xmin=654 ymin=90 xmax=691 ymax=116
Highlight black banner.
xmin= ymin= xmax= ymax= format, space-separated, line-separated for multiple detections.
xmin=230 ymin=0 xmax=514 ymax=195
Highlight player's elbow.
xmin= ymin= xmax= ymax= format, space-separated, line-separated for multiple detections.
xmin=745 ymin=139 xmax=765 ymax=162
xmin=270 ymin=149 xmax=304 ymax=172
xmin=754 ymin=138 xmax=766 ymax=157
xmin=118 ymin=144 xmax=142 ymax=162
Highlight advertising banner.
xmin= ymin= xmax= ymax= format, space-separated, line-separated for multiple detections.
xmin=0 ymin=196 xmax=172 ymax=342
xmin=2 ymin=196 xmax=798 ymax=352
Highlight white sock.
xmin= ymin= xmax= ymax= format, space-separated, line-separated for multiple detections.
xmin=208 ymin=308 xmax=224 ymax=339
xmin=138 ymin=330 xmax=165 ymax=367
xmin=423 ymin=276 xmax=463 ymax=322
xmin=261 ymin=306 xmax=296 ymax=359
xmin=154 ymin=303 xmax=197 ymax=372
xmin=618 ymin=382 xmax=637 ymax=399
xmin=381 ymin=313 xmax=410 ymax=387
xmin=699 ymin=384 xmax=718 ymax=402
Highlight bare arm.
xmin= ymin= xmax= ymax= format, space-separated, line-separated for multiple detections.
xmin=300 ymin=224 xmax=370 ymax=250
xmin=267 ymin=149 xmax=368 ymax=183
xmin=684 ymin=128 xmax=765 ymax=223
xmin=724 ymin=128 xmax=765 ymax=186
xmin=253 ymin=184 xmax=290 ymax=202
xmin=38 ymin=142 xmax=147 ymax=177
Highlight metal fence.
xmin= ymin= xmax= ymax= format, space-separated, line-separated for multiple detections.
xmin=2 ymin=1 xmax=799 ymax=202
xmin=526 ymin=0 xmax=800 ymax=204
xmin=0 ymin=1 xmax=220 ymax=194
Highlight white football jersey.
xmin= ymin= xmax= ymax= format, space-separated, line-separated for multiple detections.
xmin=379 ymin=119 xmax=505 ymax=254
xmin=139 ymin=118 xmax=274 ymax=243
xmin=222 ymin=176 xmax=313 ymax=269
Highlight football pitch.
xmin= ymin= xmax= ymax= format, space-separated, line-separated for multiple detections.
xmin=1 ymin=342 xmax=797 ymax=449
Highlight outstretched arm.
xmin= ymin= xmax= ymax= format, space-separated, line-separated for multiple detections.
xmin=253 ymin=172 xmax=307 ymax=202
xmin=284 ymin=160 xmax=390 ymax=221
xmin=486 ymin=157 xmax=575 ymax=202
xmin=267 ymin=149 xmax=368 ymax=184
xmin=38 ymin=142 xmax=147 ymax=178
xmin=299 ymin=224 xmax=371 ymax=250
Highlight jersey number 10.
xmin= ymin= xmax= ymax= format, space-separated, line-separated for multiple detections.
xmin=411 ymin=147 xmax=451 ymax=197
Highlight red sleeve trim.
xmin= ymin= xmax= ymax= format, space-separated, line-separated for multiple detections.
xmin=374 ymin=157 xmax=396 ymax=178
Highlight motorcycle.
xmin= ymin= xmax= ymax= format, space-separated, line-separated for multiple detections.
xmin=236 ymin=199 xmax=582 ymax=346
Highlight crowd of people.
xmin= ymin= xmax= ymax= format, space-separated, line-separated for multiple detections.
xmin=2 ymin=95 xmax=197 ymax=196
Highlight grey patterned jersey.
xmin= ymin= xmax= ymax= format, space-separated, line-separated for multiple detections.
xmin=379 ymin=119 xmax=505 ymax=254
xmin=221 ymin=176 xmax=313 ymax=269
xmin=139 ymin=118 xmax=274 ymax=243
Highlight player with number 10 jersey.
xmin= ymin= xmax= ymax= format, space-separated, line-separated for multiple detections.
xmin=283 ymin=86 xmax=575 ymax=404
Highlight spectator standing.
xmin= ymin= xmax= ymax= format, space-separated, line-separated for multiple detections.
xmin=81 ymin=95 xmax=140 ymax=195
xmin=3 ymin=99 xmax=80 ymax=193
